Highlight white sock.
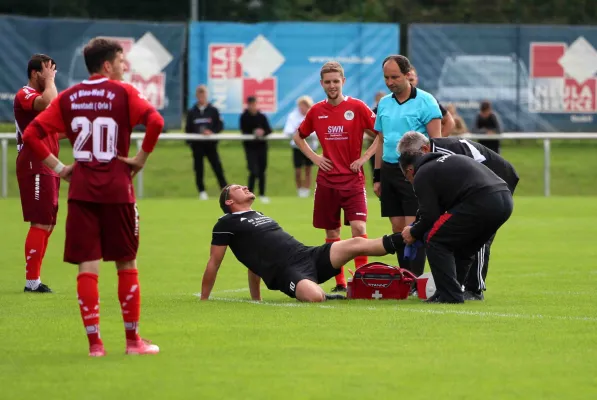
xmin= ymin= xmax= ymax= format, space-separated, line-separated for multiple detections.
xmin=26 ymin=279 xmax=41 ymax=290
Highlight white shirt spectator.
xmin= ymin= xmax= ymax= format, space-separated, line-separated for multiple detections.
xmin=283 ymin=107 xmax=318 ymax=150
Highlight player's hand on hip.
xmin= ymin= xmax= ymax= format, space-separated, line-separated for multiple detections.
xmin=373 ymin=182 xmax=381 ymax=197
xmin=315 ymin=155 xmax=333 ymax=172
xmin=350 ymin=158 xmax=366 ymax=173
xmin=118 ymin=153 xmax=148 ymax=178
xmin=59 ymin=164 xmax=74 ymax=182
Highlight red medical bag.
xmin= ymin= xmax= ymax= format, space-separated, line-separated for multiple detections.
xmin=346 ymin=262 xmax=417 ymax=300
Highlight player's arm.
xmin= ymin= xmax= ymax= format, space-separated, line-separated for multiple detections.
xmin=294 ymin=109 xmax=333 ymax=171
xmin=201 ymin=245 xmax=228 ymax=300
xmin=248 ymin=270 xmax=262 ymax=301
xmin=32 ymin=61 xmax=58 ymax=112
xmin=410 ymin=171 xmax=441 ymax=240
xmin=22 ymin=97 xmax=71 ymax=180
xmin=350 ymin=133 xmax=380 ymax=172
xmin=118 ymin=85 xmax=165 ymax=176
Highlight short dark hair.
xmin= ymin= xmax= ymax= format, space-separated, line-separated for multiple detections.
xmin=246 ymin=96 xmax=257 ymax=104
xmin=83 ymin=38 xmax=124 ymax=74
xmin=480 ymin=101 xmax=491 ymax=112
xmin=219 ymin=185 xmax=233 ymax=213
xmin=27 ymin=54 xmax=55 ymax=79
xmin=382 ymin=55 xmax=411 ymax=75
xmin=399 ymin=151 xmax=423 ymax=175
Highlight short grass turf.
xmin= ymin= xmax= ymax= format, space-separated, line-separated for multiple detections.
xmin=1 ymin=196 xmax=597 ymax=399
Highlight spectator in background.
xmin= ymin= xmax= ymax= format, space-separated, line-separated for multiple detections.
xmin=446 ymin=103 xmax=468 ymax=135
xmin=474 ymin=101 xmax=501 ymax=154
xmin=185 ymin=85 xmax=228 ymax=200
xmin=408 ymin=66 xmax=455 ymax=136
xmin=283 ymin=95 xmax=317 ymax=198
xmin=366 ymin=90 xmax=386 ymax=174
xmin=240 ymin=96 xmax=272 ymax=204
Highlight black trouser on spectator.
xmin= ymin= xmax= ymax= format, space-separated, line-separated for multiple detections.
xmin=191 ymin=143 xmax=228 ymax=193
xmin=425 ymin=190 xmax=513 ymax=303
xmin=464 ymin=233 xmax=496 ymax=293
xmin=244 ymin=143 xmax=268 ymax=196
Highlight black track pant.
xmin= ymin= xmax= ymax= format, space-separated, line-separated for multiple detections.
xmin=191 ymin=143 xmax=227 ymax=193
xmin=244 ymin=143 xmax=268 ymax=196
xmin=425 ymin=190 xmax=513 ymax=303
xmin=464 ymin=233 xmax=496 ymax=292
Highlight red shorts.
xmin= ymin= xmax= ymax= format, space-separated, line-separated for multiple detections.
xmin=313 ymin=184 xmax=368 ymax=230
xmin=17 ymin=174 xmax=60 ymax=225
xmin=64 ymin=200 xmax=140 ymax=264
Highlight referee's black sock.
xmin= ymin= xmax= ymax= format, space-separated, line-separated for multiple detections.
xmin=395 ymin=241 xmax=409 ymax=270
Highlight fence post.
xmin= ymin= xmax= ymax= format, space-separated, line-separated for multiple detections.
xmin=1 ymin=139 xmax=7 ymax=198
xmin=136 ymin=139 xmax=144 ymax=199
xmin=543 ymin=139 xmax=551 ymax=197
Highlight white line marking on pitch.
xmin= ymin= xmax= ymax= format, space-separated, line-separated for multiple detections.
xmin=200 ymin=295 xmax=597 ymax=322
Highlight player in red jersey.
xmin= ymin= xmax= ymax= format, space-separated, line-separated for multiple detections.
xmin=22 ymin=38 xmax=164 ymax=357
xmin=14 ymin=54 xmax=59 ymax=293
xmin=293 ymin=61 xmax=379 ymax=292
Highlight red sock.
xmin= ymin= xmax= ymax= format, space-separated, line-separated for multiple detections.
xmin=354 ymin=234 xmax=369 ymax=269
xmin=326 ymin=238 xmax=346 ymax=287
xmin=77 ymin=273 xmax=102 ymax=347
xmin=40 ymin=229 xmax=52 ymax=260
xmin=118 ymin=269 xmax=141 ymax=342
xmin=25 ymin=227 xmax=47 ymax=284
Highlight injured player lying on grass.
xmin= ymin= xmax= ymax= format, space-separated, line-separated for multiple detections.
xmin=200 ymin=184 xmax=404 ymax=302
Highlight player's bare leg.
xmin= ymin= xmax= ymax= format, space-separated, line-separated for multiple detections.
xmin=77 ymin=260 xmax=104 ymax=357
xmin=329 ymin=235 xmax=399 ymax=270
xmin=349 ymin=220 xmax=369 ymax=270
xmin=116 ymin=259 xmax=159 ymax=355
xmin=325 ymin=228 xmax=346 ymax=292
xmin=303 ymin=165 xmax=312 ymax=196
xmin=24 ymin=222 xmax=53 ymax=293
xmin=295 ymin=279 xmax=326 ymax=302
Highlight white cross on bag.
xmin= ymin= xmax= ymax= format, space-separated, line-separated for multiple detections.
xmin=372 ymin=290 xmax=383 ymax=299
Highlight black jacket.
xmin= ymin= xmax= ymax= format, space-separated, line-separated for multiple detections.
xmin=240 ymin=110 xmax=272 ymax=148
xmin=430 ymin=137 xmax=519 ymax=193
xmin=185 ymin=103 xmax=223 ymax=145
xmin=410 ymin=153 xmax=510 ymax=240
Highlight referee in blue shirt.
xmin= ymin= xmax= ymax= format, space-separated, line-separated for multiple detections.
xmin=373 ymin=55 xmax=442 ymax=277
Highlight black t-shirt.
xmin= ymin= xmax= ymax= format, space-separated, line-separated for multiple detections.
xmin=211 ymin=210 xmax=306 ymax=289
xmin=430 ymin=137 xmax=519 ymax=193
xmin=410 ymin=153 xmax=510 ymax=239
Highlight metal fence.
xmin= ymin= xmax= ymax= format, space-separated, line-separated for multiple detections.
xmin=2 ymin=132 xmax=597 ymax=199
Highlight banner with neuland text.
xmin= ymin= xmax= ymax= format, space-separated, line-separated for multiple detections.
xmin=0 ymin=15 xmax=185 ymax=129
xmin=188 ymin=22 xmax=399 ymax=130
xmin=409 ymin=24 xmax=597 ymax=132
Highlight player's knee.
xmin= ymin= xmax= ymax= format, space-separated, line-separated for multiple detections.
xmin=350 ymin=222 xmax=366 ymax=237
xmin=390 ymin=221 xmax=405 ymax=233
xmin=116 ymin=259 xmax=137 ymax=271
xmin=325 ymin=229 xmax=341 ymax=240
xmin=295 ymin=280 xmax=326 ymax=303
xmin=31 ymin=223 xmax=53 ymax=232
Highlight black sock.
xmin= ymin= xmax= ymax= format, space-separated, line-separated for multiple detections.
xmin=395 ymin=241 xmax=409 ymax=270
xmin=409 ymin=246 xmax=426 ymax=277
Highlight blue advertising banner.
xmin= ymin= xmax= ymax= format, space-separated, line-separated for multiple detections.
xmin=188 ymin=22 xmax=399 ymax=130
xmin=0 ymin=15 xmax=185 ymax=129
xmin=409 ymin=24 xmax=597 ymax=132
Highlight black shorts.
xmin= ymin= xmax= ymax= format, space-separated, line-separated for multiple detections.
xmin=292 ymin=148 xmax=314 ymax=168
xmin=380 ymin=161 xmax=418 ymax=217
xmin=277 ymin=243 xmax=338 ymax=298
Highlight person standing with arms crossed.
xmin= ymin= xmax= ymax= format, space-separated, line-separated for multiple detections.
xmin=293 ymin=61 xmax=379 ymax=292
xmin=373 ymin=55 xmax=442 ymax=278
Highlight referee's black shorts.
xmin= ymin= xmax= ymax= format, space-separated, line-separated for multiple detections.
xmin=380 ymin=161 xmax=418 ymax=217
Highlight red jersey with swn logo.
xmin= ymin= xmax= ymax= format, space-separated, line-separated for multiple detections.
xmin=14 ymin=86 xmax=59 ymax=177
xmin=298 ymin=96 xmax=376 ymax=190
xmin=27 ymin=76 xmax=156 ymax=203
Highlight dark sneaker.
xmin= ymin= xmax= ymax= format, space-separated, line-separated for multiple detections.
xmin=331 ymin=284 xmax=347 ymax=293
xmin=325 ymin=294 xmax=347 ymax=300
xmin=24 ymin=283 xmax=53 ymax=293
xmin=424 ymin=292 xmax=464 ymax=304
xmin=464 ymin=290 xmax=484 ymax=301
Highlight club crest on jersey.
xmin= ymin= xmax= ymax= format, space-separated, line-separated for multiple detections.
xmin=344 ymin=110 xmax=354 ymax=120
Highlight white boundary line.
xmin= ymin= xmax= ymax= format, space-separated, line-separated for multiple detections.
xmin=194 ymin=289 xmax=597 ymax=322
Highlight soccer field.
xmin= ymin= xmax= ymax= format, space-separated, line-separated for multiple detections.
xmin=1 ymin=196 xmax=596 ymax=399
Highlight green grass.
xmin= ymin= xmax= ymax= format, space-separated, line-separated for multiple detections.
xmin=1 ymin=196 xmax=597 ymax=399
